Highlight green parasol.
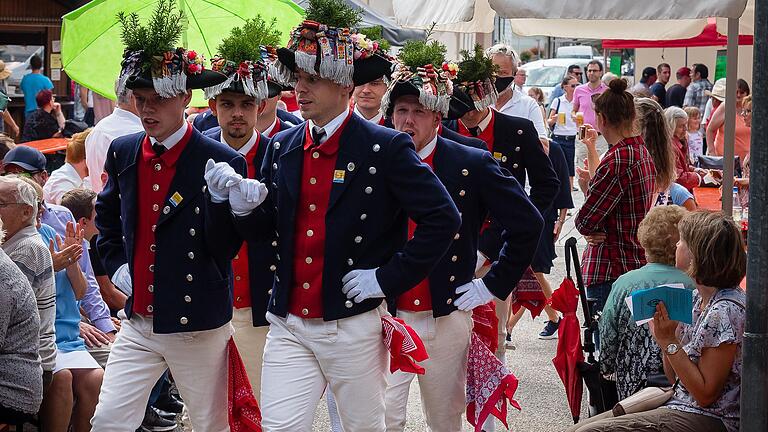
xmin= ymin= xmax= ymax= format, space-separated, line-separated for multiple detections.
xmin=61 ymin=0 xmax=303 ymax=106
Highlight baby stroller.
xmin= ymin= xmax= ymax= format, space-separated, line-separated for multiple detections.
xmin=564 ymin=237 xmax=618 ymax=417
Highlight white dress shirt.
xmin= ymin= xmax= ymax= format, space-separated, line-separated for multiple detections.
xmin=85 ymin=108 xmax=144 ymax=193
xmin=308 ymin=109 xmax=349 ymax=145
xmin=353 ymin=104 xmax=383 ymax=125
xmin=496 ymin=89 xmax=548 ymax=138
xmin=149 ymin=122 xmax=188 ymax=151
xmin=43 ymin=163 xmax=89 ymax=204
xmin=221 ymin=129 xmax=259 ymax=156
xmin=416 ymin=135 xmax=438 ymax=160
xmin=460 ymin=109 xmax=494 ymax=136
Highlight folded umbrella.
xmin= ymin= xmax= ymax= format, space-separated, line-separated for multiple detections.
xmin=550 ymin=276 xmax=585 ymax=423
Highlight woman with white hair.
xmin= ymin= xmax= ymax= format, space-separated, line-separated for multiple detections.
xmin=0 ymin=213 xmax=44 ymax=425
xmin=665 ymin=106 xmax=707 ymax=193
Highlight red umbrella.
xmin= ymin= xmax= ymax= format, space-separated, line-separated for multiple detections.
xmin=550 ymin=276 xmax=585 ymax=422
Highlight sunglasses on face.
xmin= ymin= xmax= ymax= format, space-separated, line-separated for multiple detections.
xmin=572 ymin=71 xmax=583 ymax=75
xmin=569 ymin=84 xmax=578 ymax=88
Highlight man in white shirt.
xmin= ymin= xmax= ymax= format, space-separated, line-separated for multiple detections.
xmin=84 ymin=85 xmax=142 ymax=193
xmin=489 ymin=44 xmax=548 ymax=140
xmin=43 ymin=131 xmax=91 ymax=204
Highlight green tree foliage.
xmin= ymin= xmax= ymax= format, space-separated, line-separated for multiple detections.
xmin=117 ymin=0 xmax=185 ymax=54
xmin=456 ymin=44 xmax=498 ymax=82
xmin=217 ymin=16 xmax=282 ymax=62
xmin=305 ymin=0 xmax=362 ymax=28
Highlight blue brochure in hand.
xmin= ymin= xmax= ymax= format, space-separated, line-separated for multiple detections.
xmin=630 ymin=285 xmax=693 ymax=325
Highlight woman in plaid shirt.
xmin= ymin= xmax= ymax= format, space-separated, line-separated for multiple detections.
xmin=574 ymin=79 xmax=657 ymax=330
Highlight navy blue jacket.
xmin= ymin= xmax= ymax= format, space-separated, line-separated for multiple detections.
xmin=95 ymin=128 xmax=246 ymax=333
xmin=236 ymin=113 xmax=461 ymax=321
xmin=203 ymin=127 xmax=276 ymax=327
xmin=390 ymin=137 xmax=543 ymax=317
xmin=445 ymin=112 xmax=559 ymax=261
xmin=276 ymin=109 xmax=302 ymax=127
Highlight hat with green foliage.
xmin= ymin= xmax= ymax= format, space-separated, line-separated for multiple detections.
xmin=380 ymin=33 xmax=458 ymax=117
xmin=204 ymin=16 xmax=283 ymax=100
xmin=275 ymin=0 xmax=393 ymax=87
xmin=116 ymin=0 xmax=226 ymax=98
xmin=454 ymin=44 xmax=499 ymax=111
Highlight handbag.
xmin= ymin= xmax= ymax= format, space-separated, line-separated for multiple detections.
xmin=696 ymin=155 xmax=743 ymax=178
xmin=612 ymin=383 xmax=675 ymax=416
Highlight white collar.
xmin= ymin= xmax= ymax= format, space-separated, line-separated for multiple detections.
xmin=149 ymin=122 xmax=188 ymax=150
xmin=354 ymin=104 xmax=383 ymax=124
xmin=261 ymin=117 xmax=278 ymax=136
xmin=308 ymin=109 xmax=349 ymax=144
xmin=417 ymin=134 xmax=438 ymax=160
xmin=460 ymin=109 xmax=493 ymax=134
xmin=221 ymin=129 xmax=259 ymax=156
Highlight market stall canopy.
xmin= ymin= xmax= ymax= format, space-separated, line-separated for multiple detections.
xmin=717 ymin=0 xmax=755 ymax=35
xmin=292 ymin=0 xmax=425 ymax=45
xmin=61 ymin=0 xmax=304 ymax=101
xmin=603 ymin=19 xmax=754 ymax=49
xmin=392 ymin=0 xmax=749 ymax=39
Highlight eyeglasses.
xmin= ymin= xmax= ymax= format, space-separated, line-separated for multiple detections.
xmin=569 ymin=84 xmax=578 ymax=88
xmin=572 ymin=71 xmax=583 ymax=76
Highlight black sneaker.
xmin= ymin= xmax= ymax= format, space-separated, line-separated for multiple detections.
xmin=538 ymin=320 xmax=560 ymax=340
xmin=153 ymin=391 xmax=184 ymax=414
xmin=140 ymin=406 xmax=177 ymax=432
xmin=505 ymin=332 xmax=515 ymax=350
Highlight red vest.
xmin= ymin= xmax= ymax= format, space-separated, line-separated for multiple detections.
xmin=458 ymin=111 xmax=496 ymax=152
xmin=132 ymin=125 xmax=193 ymax=316
xmin=397 ymin=145 xmax=437 ymax=312
xmin=232 ymin=133 xmax=262 ymax=309
xmin=288 ymin=112 xmax=352 ymax=318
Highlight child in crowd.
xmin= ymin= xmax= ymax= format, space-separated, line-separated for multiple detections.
xmin=684 ymin=106 xmax=703 ymax=163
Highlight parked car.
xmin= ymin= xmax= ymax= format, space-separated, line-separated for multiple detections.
xmin=520 ymin=58 xmax=591 ymax=106
xmin=556 ymin=45 xmax=600 ymax=59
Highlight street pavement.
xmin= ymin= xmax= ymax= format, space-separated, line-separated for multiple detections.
xmin=310 ymin=189 xmax=591 ymax=431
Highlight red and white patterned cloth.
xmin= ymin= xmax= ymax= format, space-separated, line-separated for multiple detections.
xmin=381 ymin=315 xmax=429 ymax=374
xmin=509 ymin=267 xmax=548 ymax=318
xmin=466 ymin=333 xmax=521 ymax=431
xmin=228 ymin=338 xmax=262 ymax=432
xmin=465 ymin=302 xmax=521 ymax=431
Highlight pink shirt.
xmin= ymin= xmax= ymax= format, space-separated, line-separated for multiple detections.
xmin=573 ymin=82 xmax=608 ymax=131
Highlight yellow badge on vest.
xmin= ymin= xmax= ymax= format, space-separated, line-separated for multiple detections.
xmin=493 ymin=152 xmax=503 ymax=161
xmin=333 ymin=170 xmax=346 ymax=184
xmin=169 ymin=192 xmax=183 ymax=207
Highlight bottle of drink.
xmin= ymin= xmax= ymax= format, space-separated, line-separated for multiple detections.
xmin=732 ymin=186 xmax=742 ymax=221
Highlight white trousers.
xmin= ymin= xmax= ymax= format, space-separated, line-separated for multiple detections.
xmin=483 ymin=296 xmax=510 ymax=432
xmin=91 ymin=313 xmax=232 ymax=431
xmin=384 ymin=309 xmax=473 ymax=432
xmin=260 ymin=307 xmax=388 ymax=432
xmin=231 ymin=307 xmax=269 ymax=403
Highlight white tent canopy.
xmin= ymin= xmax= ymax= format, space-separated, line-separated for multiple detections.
xmin=393 ymin=0 xmax=750 ymax=39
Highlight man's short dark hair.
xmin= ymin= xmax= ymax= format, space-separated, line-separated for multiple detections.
xmin=61 ymin=188 xmax=97 ymax=221
xmin=567 ymin=64 xmax=581 ymax=72
xmin=29 ymin=55 xmax=43 ymax=70
xmin=694 ymin=63 xmax=709 ymax=79
xmin=657 ymin=63 xmax=671 ymax=74
xmin=587 ymin=60 xmax=604 ymax=71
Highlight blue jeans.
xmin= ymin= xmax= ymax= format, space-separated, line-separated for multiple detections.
xmin=553 ymin=135 xmax=576 ymax=177
xmin=587 ymin=280 xmax=615 ymax=351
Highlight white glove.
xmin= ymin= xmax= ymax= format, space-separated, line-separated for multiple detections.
xmin=230 ymin=178 xmax=269 ymax=216
xmin=341 ymin=268 xmax=385 ymax=303
xmin=454 ymin=278 xmax=494 ymax=311
xmin=111 ymin=263 xmax=133 ymax=296
xmin=204 ymin=159 xmax=242 ymax=203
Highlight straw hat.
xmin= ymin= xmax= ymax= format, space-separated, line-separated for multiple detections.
xmin=0 ymin=60 xmax=11 ymax=81
xmin=705 ymin=78 xmax=727 ymax=101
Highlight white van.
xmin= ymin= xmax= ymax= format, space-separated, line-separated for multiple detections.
xmin=556 ymin=45 xmax=599 ymax=59
xmin=520 ymin=58 xmax=591 ymax=106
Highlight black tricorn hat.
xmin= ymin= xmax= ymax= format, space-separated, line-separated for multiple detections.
xmin=276 ymin=47 xmax=393 ymax=87
xmin=219 ymin=79 xmax=283 ymax=98
xmin=125 ymin=67 xmax=228 ymax=93
xmin=445 ymin=87 xmax=476 ymax=121
xmin=382 ymin=80 xmax=422 ymax=118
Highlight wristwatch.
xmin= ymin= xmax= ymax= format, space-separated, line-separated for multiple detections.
xmin=666 ymin=343 xmax=680 ymax=356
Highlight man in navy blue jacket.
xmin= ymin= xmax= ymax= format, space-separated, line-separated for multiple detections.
xmin=380 ymin=43 xmax=543 ymax=431
xmin=92 ymin=7 xmax=243 ymax=432
xmin=204 ymin=17 xmax=461 ymax=431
